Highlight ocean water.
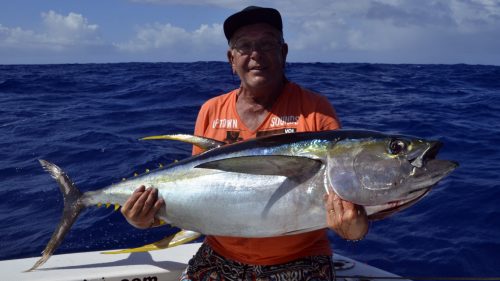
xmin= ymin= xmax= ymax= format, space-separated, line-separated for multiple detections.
xmin=1 ymin=62 xmax=499 ymax=278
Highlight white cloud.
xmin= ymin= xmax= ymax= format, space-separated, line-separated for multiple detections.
xmin=0 ymin=24 xmax=37 ymax=45
xmin=449 ymin=0 xmax=500 ymax=31
xmin=115 ymin=23 xmax=226 ymax=61
xmin=0 ymin=10 xmax=101 ymax=51
xmin=41 ymin=10 xmax=99 ymax=45
xmin=269 ymin=0 xmax=500 ymax=63
xmin=116 ymin=23 xmax=188 ymax=51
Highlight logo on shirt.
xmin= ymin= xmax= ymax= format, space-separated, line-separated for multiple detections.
xmin=225 ymin=131 xmax=243 ymax=143
xmin=257 ymin=128 xmax=296 ymax=137
xmin=212 ymin=119 xmax=238 ymax=129
xmin=270 ymin=116 xmax=299 ymax=127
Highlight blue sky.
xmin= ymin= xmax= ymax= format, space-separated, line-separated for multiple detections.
xmin=1 ymin=0 xmax=499 ymax=65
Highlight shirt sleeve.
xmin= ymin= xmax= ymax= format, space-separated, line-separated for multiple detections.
xmin=315 ymin=95 xmax=342 ymax=130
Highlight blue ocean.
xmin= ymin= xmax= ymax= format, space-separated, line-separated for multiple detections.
xmin=1 ymin=62 xmax=499 ymax=278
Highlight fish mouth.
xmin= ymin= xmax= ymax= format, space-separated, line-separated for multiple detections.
xmin=409 ymin=141 xmax=442 ymax=168
xmin=408 ymin=140 xmax=458 ymax=181
xmin=367 ymin=187 xmax=431 ymax=220
xmin=410 ymin=159 xmax=458 ymax=181
xmin=423 ymin=141 xmax=442 ymax=161
xmin=369 ymin=156 xmax=457 ymax=220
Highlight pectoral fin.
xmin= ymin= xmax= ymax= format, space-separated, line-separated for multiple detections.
xmin=101 ymin=230 xmax=201 ymax=254
xmin=140 ymin=134 xmax=225 ymax=151
xmin=195 ymin=155 xmax=322 ymax=178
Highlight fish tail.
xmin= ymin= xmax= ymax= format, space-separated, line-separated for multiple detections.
xmin=27 ymin=159 xmax=85 ymax=272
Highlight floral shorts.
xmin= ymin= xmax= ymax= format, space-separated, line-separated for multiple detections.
xmin=179 ymin=243 xmax=335 ymax=281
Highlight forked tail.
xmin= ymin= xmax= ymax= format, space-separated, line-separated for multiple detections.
xmin=27 ymin=160 xmax=85 ymax=272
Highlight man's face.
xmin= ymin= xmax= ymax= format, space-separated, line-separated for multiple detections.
xmin=228 ymin=23 xmax=288 ymax=90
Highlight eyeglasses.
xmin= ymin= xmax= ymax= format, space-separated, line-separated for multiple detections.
xmin=231 ymin=38 xmax=283 ymax=55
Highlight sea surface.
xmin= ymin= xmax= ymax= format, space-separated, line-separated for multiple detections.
xmin=1 ymin=62 xmax=499 ymax=278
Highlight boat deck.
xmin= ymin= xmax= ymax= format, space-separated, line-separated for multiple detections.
xmin=0 ymin=243 xmax=409 ymax=281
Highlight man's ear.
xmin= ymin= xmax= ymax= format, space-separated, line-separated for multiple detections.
xmin=281 ymin=43 xmax=289 ymax=68
xmin=227 ymin=49 xmax=236 ymax=74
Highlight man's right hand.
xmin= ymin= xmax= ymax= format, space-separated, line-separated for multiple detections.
xmin=121 ymin=185 xmax=165 ymax=229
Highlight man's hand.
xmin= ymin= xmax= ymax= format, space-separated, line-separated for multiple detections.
xmin=324 ymin=192 xmax=369 ymax=241
xmin=121 ymin=185 xmax=165 ymax=229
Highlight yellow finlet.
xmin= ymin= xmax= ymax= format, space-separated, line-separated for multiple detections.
xmin=105 ymin=203 xmax=111 ymax=208
xmin=134 ymin=172 xmax=138 ymax=177
xmin=114 ymin=204 xmax=120 ymax=211
xmin=97 ymin=203 xmax=102 ymax=208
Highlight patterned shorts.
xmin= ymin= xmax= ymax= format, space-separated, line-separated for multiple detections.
xmin=179 ymin=243 xmax=335 ymax=281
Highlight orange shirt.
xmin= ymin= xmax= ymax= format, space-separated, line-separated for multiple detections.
xmin=192 ymin=82 xmax=341 ymax=265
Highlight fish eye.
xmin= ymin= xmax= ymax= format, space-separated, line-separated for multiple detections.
xmin=388 ymin=139 xmax=408 ymax=155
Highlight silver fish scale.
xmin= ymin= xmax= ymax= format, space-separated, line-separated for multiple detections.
xmin=156 ymin=169 xmax=327 ymax=237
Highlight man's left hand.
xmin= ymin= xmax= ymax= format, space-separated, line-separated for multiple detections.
xmin=324 ymin=192 xmax=369 ymax=241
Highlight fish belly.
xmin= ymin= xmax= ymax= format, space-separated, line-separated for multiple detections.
xmin=157 ymin=172 xmax=327 ymax=237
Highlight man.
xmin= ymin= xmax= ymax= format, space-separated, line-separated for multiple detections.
xmin=122 ymin=6 xmax=369 ymax=280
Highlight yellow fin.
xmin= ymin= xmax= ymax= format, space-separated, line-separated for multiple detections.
xmin=140 ymin=134 xmax=224 ymax=151
xmin=101 ymin=230 xmax=201 ymax=254
xmin=167 ymin=230 xmax=201 ymax=248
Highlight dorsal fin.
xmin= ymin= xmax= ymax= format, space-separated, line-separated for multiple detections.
xmin=140 ymin=134 xmax=225 ymax=151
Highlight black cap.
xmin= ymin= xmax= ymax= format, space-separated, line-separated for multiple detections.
xmin=223 ymin=6 xmax=283 ymax=42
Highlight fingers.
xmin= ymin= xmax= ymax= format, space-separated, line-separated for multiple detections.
xmin=340 ymin=199 xmax=357 ymax=221
xmin=325 ymin=192 xmax=369 ymax=241
xmin=145 ymin=189 xmax=165 ymax=218
xmin=332 ymin=193 xmax=344 ymax=219
xmin=324 ymin=193 xmax=342 ymax=217
xmin=134 ymin=186 xmax=155 ymax=214
xmin=121 ymin=185 xmax=164 ymax=229
xmin=123 ymin=185 xmax=145 ymax=208
xmin=325 ymin=193 xmax=343 ymax=233
xmin=121 ymin=185 xmax=144 ymax=217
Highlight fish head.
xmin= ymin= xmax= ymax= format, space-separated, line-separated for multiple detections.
xmin=327 ymin=135 xmax=458 ymax=213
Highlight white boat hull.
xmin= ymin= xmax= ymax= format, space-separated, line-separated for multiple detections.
xmin=0 ymin=243 xmax=409 ymax=281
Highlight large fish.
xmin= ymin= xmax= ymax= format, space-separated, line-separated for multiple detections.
xmin=30 ymin=130 xmax=457 ymax=271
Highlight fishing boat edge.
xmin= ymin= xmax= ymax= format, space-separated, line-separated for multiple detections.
xmin=0 ymin=242 xmax=410 ymax=281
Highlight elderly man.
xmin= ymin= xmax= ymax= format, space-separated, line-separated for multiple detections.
xmin=122 ymin=6 xmax=368 ymax=281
